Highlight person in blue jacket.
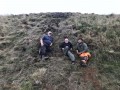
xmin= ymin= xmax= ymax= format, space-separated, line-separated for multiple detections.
xmin=39 ymin=31 xmax=53 ymax=60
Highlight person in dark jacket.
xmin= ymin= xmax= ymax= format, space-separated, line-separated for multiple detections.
xmin=59 ymin=37 xmax=75 ymax=64
xmin=76 ymin=38 xmax=91 ymax=67
xmin=39 ymin=31 xmax=53 ymax=60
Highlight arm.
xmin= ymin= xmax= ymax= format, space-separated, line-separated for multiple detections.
xmin=40 ymin=39 xmax=43 ymax=46
xmin=76 ymin=50 xmax=79 ymax=54
xmin=59 ymin=42 xmax=64 ymax=50
xmin=50 ymin=37 xmax=54 ymax=46
xmin=50 ymin=43 xmax=52 ymax=46
xmin=76 ymin=44 xmax=79 ymax=54
xmin=40 ymin=35 xmax=45 ymax=46
xmin=69 ymin=42 xmax=73 ymax=50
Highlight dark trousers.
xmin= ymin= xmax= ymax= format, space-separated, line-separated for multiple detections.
xmin=39 ymin=45 xmax=51 ymax=58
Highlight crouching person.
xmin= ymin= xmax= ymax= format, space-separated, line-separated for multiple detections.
xmin=76 ymin=38 xmax=91 ymax=67
xmin=39 ymin=31 xmax=53 ymax=60
xmin=59 ymin=37 xmax=75 ymax=64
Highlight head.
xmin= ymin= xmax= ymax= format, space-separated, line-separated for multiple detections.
xmin=64 ymin=37 xmax=69 ymax=43
xmin=47 ymin=31 xmax=52 ymax=36
xmin=78 ymin=38 xmax=83 ymax=43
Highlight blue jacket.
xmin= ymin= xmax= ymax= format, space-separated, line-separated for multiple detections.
xmin=42 ymin=35 xmax=53 ymax=46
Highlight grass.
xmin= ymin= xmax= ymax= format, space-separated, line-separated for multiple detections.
xmin=0 ymin=13 xmax=120 ymax=90
xmin=21 ymin=81 xmax=33 ymax=90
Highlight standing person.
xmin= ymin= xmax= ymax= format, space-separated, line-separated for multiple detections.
xmin=59 ymin=37 xmax=75 ymax=64
xmin=76 ymin=38 xmax=91 ymax=67
xmin=39 ymin=31 xmax=53 ymax=60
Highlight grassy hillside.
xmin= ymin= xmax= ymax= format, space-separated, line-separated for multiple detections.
xmin=0 ymin=13 xmax=120 ymax=90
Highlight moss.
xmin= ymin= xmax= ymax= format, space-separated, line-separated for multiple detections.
xmin=0 ymin=55 xmax=5 ymax=60
xmin=0 ymin=66 xmax=7 ymax=73
xmin=21 ymin=81 xmax=33 ymax=90
xmin=106 ymin=30 xmax=116 ymax=39
xmin=115 ymin=30 xmax=120 ymax=37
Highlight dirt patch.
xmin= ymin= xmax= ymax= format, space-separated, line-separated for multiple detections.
xmin=82 ymin=67 xmax=102 ymax=90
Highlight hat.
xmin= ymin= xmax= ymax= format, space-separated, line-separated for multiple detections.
xmin=48 ymin=31 xmax=52 ymax=34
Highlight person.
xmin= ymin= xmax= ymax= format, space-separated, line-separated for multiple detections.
xmin=76 ymin=38 xmax=91 ymax=67
xmin=59 ymin=37 xmax=75 ymax=64
xmin=39 ymin=31 xmax=53 ymax=60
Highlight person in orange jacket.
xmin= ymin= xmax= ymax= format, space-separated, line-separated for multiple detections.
xmin=76 ymin=38 xmax=91 ymax=67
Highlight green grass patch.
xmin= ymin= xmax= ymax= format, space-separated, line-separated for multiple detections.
xmin=21 ymin=81 xmax=33 ymax=90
